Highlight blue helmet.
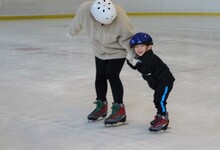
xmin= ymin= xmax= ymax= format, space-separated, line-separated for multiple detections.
xmin=130 ymin=32 xmax=153 ymax=48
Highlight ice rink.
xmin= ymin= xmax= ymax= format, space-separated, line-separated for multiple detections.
xmin=0 ymin=16 xmax=220 ymax=150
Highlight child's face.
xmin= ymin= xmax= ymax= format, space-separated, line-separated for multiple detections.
xmin=134 ymin=44 xmax=147 ymax=56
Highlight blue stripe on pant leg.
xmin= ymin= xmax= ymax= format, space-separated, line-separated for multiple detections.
xmin=160 ymin=86 xmax=168 ymax=113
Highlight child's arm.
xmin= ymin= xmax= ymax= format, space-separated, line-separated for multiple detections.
xmin=142 ymin=74 xmax=157 ymax=89
xmin=126 ymin=60 xmax=137 ymax=70
xmin=126 ymin=59 xmax=141 ymax=70
xmin=141 ymin=61 xmax=157 ymax=89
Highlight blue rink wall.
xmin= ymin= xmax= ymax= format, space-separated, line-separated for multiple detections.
xmin=1 ymin=0 xmax=220 ymax=19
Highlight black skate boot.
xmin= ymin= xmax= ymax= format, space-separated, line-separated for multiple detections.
xmin=87 ymin=100 xmax=107 ymax=121
xmin=149 ymin=114 xmax=169 ymax=132
xmin=104 ymin=103 xmax=126 ymax=125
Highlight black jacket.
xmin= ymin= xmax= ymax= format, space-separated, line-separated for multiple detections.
xmin=127 ymin=49 xmax=175 ymax=89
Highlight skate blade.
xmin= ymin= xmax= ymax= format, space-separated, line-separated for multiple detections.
xmin=88 ymin=117 xmax=106 ymax=122
xmin=104 ymin=122 xmax=128 ymax=128
xmin=149 ymin=126 xmax=170 ymax=133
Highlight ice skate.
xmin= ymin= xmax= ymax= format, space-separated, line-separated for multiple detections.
xmin=150 ymin=112 xmax=169 ymax=125
xmin=87 ymin=100 xmax=107 ymax=121
xmin=149 ymin=115 xmax=169 ymax=132
xmin=104 ymin=103 xmax=127 ymax=127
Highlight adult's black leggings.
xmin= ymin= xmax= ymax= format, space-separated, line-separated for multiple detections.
xmin=95 ymin=57 xmax=125 ymax=104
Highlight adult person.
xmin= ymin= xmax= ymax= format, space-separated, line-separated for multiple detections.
xmin=67 ymin=0 xmax=134 ymax=125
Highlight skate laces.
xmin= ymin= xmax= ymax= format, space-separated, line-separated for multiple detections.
xmin=111 ymin=103 xmax=119 ymax=115
xmin=93 ymin=100 xmax=104 ymax=111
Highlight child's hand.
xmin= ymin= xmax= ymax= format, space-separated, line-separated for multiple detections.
xmin=126 ymin=51 xmax=135 ymax=62
xmin=126 ymin=58 xmax=141 ymax=70
xmin=131 ymin=58 xmax=141 ymax=67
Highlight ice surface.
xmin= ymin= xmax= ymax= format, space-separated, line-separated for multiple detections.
xmin=0 ymin=16 xmax=220 ymax=150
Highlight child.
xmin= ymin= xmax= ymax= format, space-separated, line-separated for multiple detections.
xmin=127 ymin=32 xmax=175 ymax=132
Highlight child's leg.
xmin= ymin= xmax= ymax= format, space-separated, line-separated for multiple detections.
xmin=153 ymin=82 xmax=173 ymax=116
xmin=149 ymin=82 xmax=174 ymax=131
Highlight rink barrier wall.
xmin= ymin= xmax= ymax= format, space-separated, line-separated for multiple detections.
xmin=1 ymin=12 xmax=220 ymax=20
xmin=0 ymin=14 xmax=75 ymax=20
xmin=127 ymin=12 xmax=220 ymax=16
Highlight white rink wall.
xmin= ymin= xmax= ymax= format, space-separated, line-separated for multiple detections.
xmin=117 ymin=0 xmax=220 ymax=12
xmin=0 ymin=0 xmax=83 ymax=16
xmin=1 ymin=0 xmax=220 ymax=16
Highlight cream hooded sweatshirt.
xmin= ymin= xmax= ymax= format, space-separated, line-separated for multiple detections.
xmin=67 ymin=1 xmax=134 ymax=60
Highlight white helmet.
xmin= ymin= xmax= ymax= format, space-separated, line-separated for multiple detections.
xmin=91 ymin=0 xmax=117 ymax=25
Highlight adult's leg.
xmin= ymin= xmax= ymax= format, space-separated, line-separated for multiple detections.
xmin=95 ymin=57 xmax=108 ymax=101
xmin=106 ymin=58 xmax=125 ymax=104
